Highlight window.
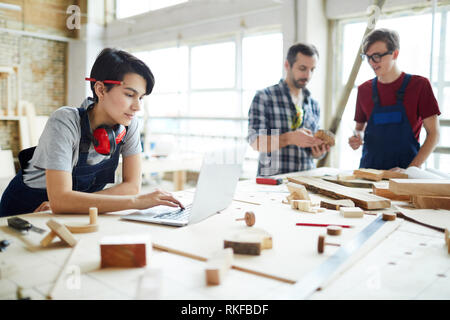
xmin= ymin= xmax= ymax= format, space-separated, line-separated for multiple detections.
xmin=116 ymin=0 xmax=188 ymax=19
xmin=335 ymin=7 xmax=450 ymax=172
xmin=133 ymin=32 xmax=283 ymax=176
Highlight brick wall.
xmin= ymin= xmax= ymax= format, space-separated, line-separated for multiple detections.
xmin=0 ymin=0 xmax=79 ymax=157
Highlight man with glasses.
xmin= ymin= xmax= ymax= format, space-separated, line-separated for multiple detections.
xmin=247 ymin=43 xmax=328 ymax=176
xmin=348 ymin=28 xmax=440 ymax=172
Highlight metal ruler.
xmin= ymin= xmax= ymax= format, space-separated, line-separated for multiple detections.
xmin=281 ymin=215 xmax=387 ymax=299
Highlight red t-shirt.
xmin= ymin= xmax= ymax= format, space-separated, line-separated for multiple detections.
xmin=355 ymin=72 xmax=441 ymax=141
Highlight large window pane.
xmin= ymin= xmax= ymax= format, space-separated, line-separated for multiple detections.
xmin=180 ymin=119 xmax=242 ymax=137
xmin=191 ymin=42 xmax=235 ymax=89
xmin=146 ymin=93 xmax=187 ymax=117
xmin=242 ymin=33 xmax=283 ymax=90
xmin=116 ymin=0 xmax=187 ymax=19
xmin=189 ymin=91 xmax=239 ymax=118
xmin=135 ymin=47 xmax=188 ymax=93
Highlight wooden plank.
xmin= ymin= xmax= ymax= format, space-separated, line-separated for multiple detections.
xmin=372 ymin=183 xmax=411 ymax=201
xmin=287 ymin=176 xmax=391 ymax=210
xmin=354 ymin=169 xmax=384 ymax=181
xmin=381 ymin=170 xmax=408 ymax=179
xmin=412 ymin=195 xmax=450 ymax=210
xmin=323 ymin=176 xmax=374 ymax=188
xmin=389 ymin=179 xmax=450 ymax=196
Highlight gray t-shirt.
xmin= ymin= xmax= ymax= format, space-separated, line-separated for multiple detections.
xmin=23 ymin=99 xmax=142 ymax=189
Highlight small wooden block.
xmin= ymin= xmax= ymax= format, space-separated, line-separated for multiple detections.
xmin=291 ymin=200 xmax=312 ymax=211
xmin=224 ymin=228 xmax=272 ymax=256
xmin=412 ymin=195 xmax=450 ymax=210
xmin=314 ymin=129 xmax=335 ymax=146
xmin=40 ymin=231 xmax=57 ymax=247
xmin=100 ymin=235 xmax=150 ymax=268
xmin=286 ymin=182 xmax=310 ymax=200
xmin=89 ymin=207 xmax=98 ymax=225
xmin=205 ymin=248 xmax=233 ymax=286
xmin=320 ymin=199 xmax=355 ymax=211
xmin=327 ymin=226 xmax=342 ymax=236
xmin=41 ymin=219 xmax=77 ymax=247
xmin=354 ymin=169 xmax=384 ymax=181
xmin=340 ymin=207 xmax=364 ymax=218
xmin=382 ymin=212 xmax=396 ymax=221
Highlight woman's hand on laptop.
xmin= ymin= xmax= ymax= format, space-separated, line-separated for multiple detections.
xmin=134 ymin=189 xmax=185 ymax=210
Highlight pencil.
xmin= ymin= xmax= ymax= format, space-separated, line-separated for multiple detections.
xmin=295 ymin=223 xmax=353 ymax=228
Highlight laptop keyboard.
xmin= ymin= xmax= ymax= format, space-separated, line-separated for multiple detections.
xmin=154 ymin=204 xmax=193 ymax=221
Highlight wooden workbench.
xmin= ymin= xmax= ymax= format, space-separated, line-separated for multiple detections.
xmin=0 ymin=170 xmax=449 ymax=301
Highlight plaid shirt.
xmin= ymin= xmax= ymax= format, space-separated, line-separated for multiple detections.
xmin=247 ymin=79 xmax=321 ymax=176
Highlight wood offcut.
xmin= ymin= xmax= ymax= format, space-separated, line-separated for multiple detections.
xmin=288 ymin=176 xmax=390 ymax=210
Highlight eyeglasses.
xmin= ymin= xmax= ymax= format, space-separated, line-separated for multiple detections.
xmin=360 ymin=51 xmax=393 ymax=63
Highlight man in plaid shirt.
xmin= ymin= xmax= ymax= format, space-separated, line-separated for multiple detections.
xmin=247 ymin=43 xmax=329 ymax=176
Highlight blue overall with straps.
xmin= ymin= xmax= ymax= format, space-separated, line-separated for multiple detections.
xmin=0 ymin=107 xmax=124 ymax=217
xmin=360 ymin=73 xmax=420 ymax=170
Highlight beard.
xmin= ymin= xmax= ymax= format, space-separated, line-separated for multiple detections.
xmin=292 ymin=77 xmax=308 ymax=89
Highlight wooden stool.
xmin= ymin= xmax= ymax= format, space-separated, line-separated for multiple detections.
xmin=317 ymin=235 xmax=340 ymax=254
xmin=65 ymin=207 xmax=99 ymax=233
xmin=235 ymin=211 xmax=255 ymax=227
xmin=41 ymin=219 xmax=77 ymax=247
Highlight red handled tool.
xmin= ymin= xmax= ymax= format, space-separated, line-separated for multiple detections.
xmin=256 ymin=177 xmax=283 ymax=185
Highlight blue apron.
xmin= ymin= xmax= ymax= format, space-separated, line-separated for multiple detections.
xmin=360 ymin=74 xmax=420 ymax=170
xmin=0 ymin=107 xmax=124 ymax=217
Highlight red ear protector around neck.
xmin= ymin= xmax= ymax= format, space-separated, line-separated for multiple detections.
xmin=92 ymin=125 xmax=127 ymax=156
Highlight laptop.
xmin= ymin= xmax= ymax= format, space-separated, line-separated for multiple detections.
xmin=121 ymin=147 xmax=244 ymax=227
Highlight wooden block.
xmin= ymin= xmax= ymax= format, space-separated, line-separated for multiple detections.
xmin=89 ymin=207 xmax=98 ymax=225
xmin=340 ymin=207 xmax=364 ymax=218
xmin=381 ymin=170 xmax=409 ymax=179
xmin=205 ymin=248 xmax=233 ymax=286
xmin=320 ymin=199 xmax=355 ymax=211
xmin=412 ymin=195 xmax=450 ymax=210
xmin=382 ymin=212 xmax=396 ymax=221
xmin=372 ymin=183 xmax=411 ymax=201
xmin=354 ymin=169 xmax=384 ymax=181
xmin=286 ymin=182 xmax=310 ymax=200
xmin=291 ymin=200 xmax=311 ymax=211
xmin=224 ymin=228 xmax=272 ymax=256
xmin=100 ymin=235 xmax=151 ymax=268
xmin=314 ymin=129 xmax=335 ymax=146
xmin=327 ymin=226 xmax=342 ymax=236
xmin=41 ymin=219 xmax=77 ymax=247
xmin=40 ymin=231 xmax=57 ymax=247
xmin=288 ymin=176 xmax=390 ymax=210
xmin=389 ymin=179 xmax=450 ymax=196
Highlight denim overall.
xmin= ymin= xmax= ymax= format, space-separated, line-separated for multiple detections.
xmin=0 ymin=107 xmax=123 ymax=217
xmin=360 ymin=74 xmax=420 ymax=170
